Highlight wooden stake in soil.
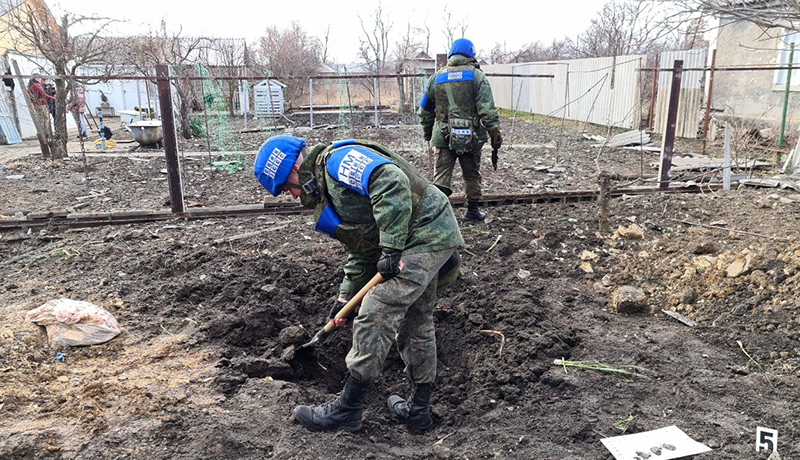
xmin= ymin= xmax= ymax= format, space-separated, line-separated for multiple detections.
xmin=598 ymin=173 xmax=611 ymax=233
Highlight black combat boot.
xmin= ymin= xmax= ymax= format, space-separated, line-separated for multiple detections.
xmin=464 ymin=200 xmax=486 ymax=221
xmin=294 ymin=375 xmax=369 ymax=432
xmin=387 ymin=383 xmax=434 ymax=432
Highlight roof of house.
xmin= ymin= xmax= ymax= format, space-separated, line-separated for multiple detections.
xmin=410 ymin=51 xmax=434 ymax=61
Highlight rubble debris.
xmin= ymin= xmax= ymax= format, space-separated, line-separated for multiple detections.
xmin=726 ymin=251 xmax=753 ymax=278
xmin=617 ymin=224 xmax=644 ymax=240
xmin=582 ymin=133 xmax=606 ymax=142
xmin=739 ymin=178 xmax=800 ymax=191
xmin=433 ymin=444 xmax=452 ymax=459
xmin=611 ymin=286 xmax=648 ymax=313
xmin=278 ymin=326 xmax=307 ymax=346
xmin=653 ymin=156 xmax=770 ymax=173
xmin=662 ymin=309 xmax=699 ymax=328
xmin=688 ymin=240 xmax=718 ymax=255
xmin=605 ymin=130 xmax=650 ymax=148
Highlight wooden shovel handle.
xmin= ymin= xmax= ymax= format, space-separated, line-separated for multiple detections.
xmin=323 ymin=273 xmax=384 ymax=333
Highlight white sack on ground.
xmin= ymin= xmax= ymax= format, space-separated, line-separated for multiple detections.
xmin=25 ymin=299 xmax=122 ymax=347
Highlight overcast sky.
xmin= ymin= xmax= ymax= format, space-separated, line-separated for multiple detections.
xmin=47 ymin=0 xmax=606 ymax=63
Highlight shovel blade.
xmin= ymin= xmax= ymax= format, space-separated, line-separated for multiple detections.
xmin=300 ymin=328 xmax=328 ymax=349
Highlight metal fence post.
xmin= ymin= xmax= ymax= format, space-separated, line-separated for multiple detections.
xmin=309 ymin=78 xmax=314 ymax=128
xmin=701 ymin=49 xmax=716 ymax=155
xmin=373 ymin=76 xmax=379 ymax=127
xmin=723 ymin=121 xmax=731 ymax=191
xmin=658 ymin=60 xmax=683 ymax=189
xmin=780 ymin=43 xmax=795 ymax=149
xmin=155 ymin=64 xmax=185 ymax=214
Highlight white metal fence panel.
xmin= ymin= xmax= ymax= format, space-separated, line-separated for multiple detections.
xmin=486 ymin=55 xmax=644 ymax=129
xmin=0 ymin=91 xmax=21 ymax=144
xmin=654 ymin=49 xmax=707 ymax=138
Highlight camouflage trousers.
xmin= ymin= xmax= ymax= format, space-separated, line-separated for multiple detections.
xmin=433 ymin=142 xmax=484 ymax=201
xmin=346 ymin=248 xmax=456 ymax=385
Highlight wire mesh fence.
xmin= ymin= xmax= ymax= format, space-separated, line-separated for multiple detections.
xmin=4 ymin=53 xmax=800 ymax=217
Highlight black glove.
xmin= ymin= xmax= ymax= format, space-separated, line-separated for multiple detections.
xmin=328 ymin=297 xmax=354 ymax=326
xmin=376 ymin=248 xmax=402 ymax=280
xmin=329 ymin=298 xmax=347 ymax=320
xmin=490 ymin=128 xmax=503 ymax=151
xmin=424 ymin=133 xmax=432 ymax=142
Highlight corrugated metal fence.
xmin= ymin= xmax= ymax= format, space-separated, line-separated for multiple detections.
xmin=653 ymin=49 xmax=707 ymax=138
xmin=485 ymin=55 xmax=645 ymax=129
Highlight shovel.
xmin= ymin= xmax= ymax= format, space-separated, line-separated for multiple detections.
xmin=300 ymin=273 xmax=384 ymax=349
xmin=491 ymin=148 xmax=499 ymax=171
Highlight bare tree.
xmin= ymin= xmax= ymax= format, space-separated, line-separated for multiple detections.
xmin=208 ymin=38 xmax=247 ymax=116
xmin=491 ymin=39 xmax=575 ymax=64
xmin=570 ymin=0 xmax=680 ymax=57
xmin=254 ymin=22 xmax=323 ymax=102
xmin=671 ymin=0 xmax=800 ymax=31
xmin=321 ymin=25 xmax=331 ymax=65
xmin=0 ymin=0 xmax=121 ymax=157
xmin=358 ymin=2 xmax=393 ymax=72
xmin=440 ymin=6 xmax=469 ymax=53
xmin=393 ymin=22 xmax=425 ymax=113
xmin=122 ymin=22 xmax=210 ymax=139
xmin=421 ymin=21 xmax=431 ymax=55
xmin=358 ymin=2 xmax=393 ymax=107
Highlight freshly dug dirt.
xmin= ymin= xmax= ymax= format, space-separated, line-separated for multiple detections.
xmin=1 ymin=115 xmax=799 ymax=459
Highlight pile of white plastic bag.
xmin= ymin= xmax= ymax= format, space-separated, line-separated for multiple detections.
xmin=25 ymin=298 xmax=122 ymax=347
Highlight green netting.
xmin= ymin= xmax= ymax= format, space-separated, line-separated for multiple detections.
xmin=196 ymin=64 xmax=242 ymax=173
xmin=337 ymin=66 xmax=354 ymax=139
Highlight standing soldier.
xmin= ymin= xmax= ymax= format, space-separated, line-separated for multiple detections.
xmin=419 ymin=38 xmax=503 ymax=221
xmin=254 ymin=136 xmax=463 ymax=432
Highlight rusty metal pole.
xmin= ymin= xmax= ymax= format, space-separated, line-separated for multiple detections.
xmin=701 ymin=49 xmax=717 ymax=155
xmin=658 ymin=60 xmax=683 ymax=189
xmin=648 ymin=54 xmax=659 ymax=132
xmin=155 ymin=64 xmax=185 ymax=214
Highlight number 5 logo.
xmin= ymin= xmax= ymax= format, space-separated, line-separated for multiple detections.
xmin=756 ymin=427 xmax=778 ymax=453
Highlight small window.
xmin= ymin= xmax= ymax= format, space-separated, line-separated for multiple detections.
xmin=774 ymin=30 xmax=800 ymax=86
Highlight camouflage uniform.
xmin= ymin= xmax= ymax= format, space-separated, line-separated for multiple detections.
xmin=298 ymin=140 xmax=464 ymax=385
xmin=419 ymin=54 xmax=500 ymax=201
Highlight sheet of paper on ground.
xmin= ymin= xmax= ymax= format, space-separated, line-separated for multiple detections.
xmin=601 ymin=425 xmax=712 ymax=460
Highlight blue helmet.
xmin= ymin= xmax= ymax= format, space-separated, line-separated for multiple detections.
xmin=448 ymin=38 xmax=476 ymax=58
xmin=254 ymin=135 xmax=306 ymax=196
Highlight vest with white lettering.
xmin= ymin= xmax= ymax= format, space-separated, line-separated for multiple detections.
xmin=297 ymin=139 xmax=429 ymax=256
xmin=432 ymin=64 xmax=478 ymax=124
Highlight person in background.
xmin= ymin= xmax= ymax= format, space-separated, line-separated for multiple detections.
xmin=27 ymin=73 xmax=54 ymax=136
xmin=44 ymin=81 xmax=56 ymax=125
xmin=418 ymin=38 xmax=503 ymax=221
xmin=67 ymin=83 xmax=88 ymax=138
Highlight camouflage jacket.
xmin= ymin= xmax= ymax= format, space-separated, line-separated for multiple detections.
xmin=298 ymin=140 xmax=464 ymax=299
xmin=418 ymin=55 xmax=500 ymax=148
